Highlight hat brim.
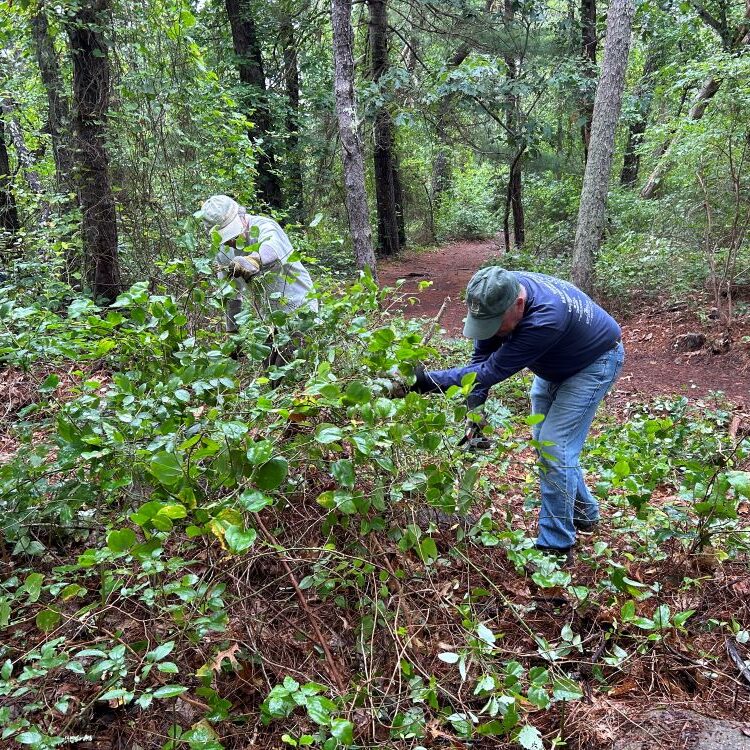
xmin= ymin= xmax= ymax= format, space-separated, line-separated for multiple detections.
xmin=217 ymin=214 xmax=244 ymax=244
xmin=463 ymin=313 xmax=503 ymax=340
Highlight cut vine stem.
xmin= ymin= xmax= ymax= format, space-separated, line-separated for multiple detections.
xmin=254 ymin=514 xmax=347 ymax=693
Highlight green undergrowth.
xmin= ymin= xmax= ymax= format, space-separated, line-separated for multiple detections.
xmin=0 ymin=266 xmax=748 ymax=750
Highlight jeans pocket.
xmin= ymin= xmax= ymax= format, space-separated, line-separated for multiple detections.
xmin=586 ymin=350 xmax=615 ymax=380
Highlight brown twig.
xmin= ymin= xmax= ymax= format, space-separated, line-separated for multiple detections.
xmin=254 ymin=514 xmax=346 ymax=693
xmin=422 ymin=295 xmax=451 ymax=347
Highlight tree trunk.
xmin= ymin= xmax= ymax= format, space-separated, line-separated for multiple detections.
xmin=688 ymin=76 xmax=722 ymax=119
xmin=225 ymin=0 xmax=283 ymax=210
xmin=620 ymin=47 xmax=660 ymax=186
xmin=0 ymin=114 xmax=20 ymax=243
xmin=280 ymin=14 xmax=304 ymax=220
xmin=331 ymin=0 xmax=377 ymax=278
xmin=1 ymin=98 xmax=51 ymax=223
xmin=429 ymin=1 xmax=494 ymax=208
xmin=67 ymin=0 xmax=122 ymax=302
xmin=31 ymin=6 xmax=75 ymax=199
xmin=572 ymin=0 xmax=635 ymax=295
xmin=368 ymin=0 xmax=402 ymax=257
xmin=620 ymin=113 xmax=647 ymax=187
xmin=504 ymin=150 xmax=525 ymax=250
xmin=503 ymin=0 xmax=524 ymax=250
xmin=639 ymin=78 xmax=721 ymax=199
xmin=372 ymin=107 xmax=400 ymax=257
xmin=431 ymin=148 xmax=450 ymax=204
xmin=580 ymin=0 xmax=598 ymax=162
xmin=393 ymin=155 xmax=406 ymax=246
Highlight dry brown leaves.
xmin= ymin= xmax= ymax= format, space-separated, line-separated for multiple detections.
xmin=0 ymin=364 xmax=109 ymax=461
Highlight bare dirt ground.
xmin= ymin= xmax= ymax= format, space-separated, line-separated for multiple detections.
xmin=379 ymin=240 xmax=749 ymax=408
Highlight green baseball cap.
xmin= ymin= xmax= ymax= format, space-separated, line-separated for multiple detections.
xmin=463 ymin=267 xmax=521 ymax=339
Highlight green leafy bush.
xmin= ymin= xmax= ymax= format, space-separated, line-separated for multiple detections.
xmin=598 ymin=231 xmax=705 ymax=304
xmin=2 ymin=261 xmax=748 ymax=749
xmin=435 ymin=159 xmax=500 ymax=240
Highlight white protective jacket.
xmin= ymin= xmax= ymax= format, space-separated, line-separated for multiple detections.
xmin=216 ymin=213 xmax=317 ymax=332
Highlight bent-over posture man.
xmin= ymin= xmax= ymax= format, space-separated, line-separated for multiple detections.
xmin=195 ymin=195 xmax=317 ymax=365
xmin=404 ymin=267 xmax=624 ymax=559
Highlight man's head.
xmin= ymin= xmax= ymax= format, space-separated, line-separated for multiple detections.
xmin=195 ymin=195 xmax=244 ymax=244
xmin=463 ymin=267 xmax=525 ymax=339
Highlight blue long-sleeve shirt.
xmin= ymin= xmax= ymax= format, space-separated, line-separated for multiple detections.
xmin=423 ymin=272 xmax=621 ymax=407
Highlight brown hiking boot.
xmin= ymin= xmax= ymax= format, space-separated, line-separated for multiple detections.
xmin=574 ymin=519 xmax=599 ymax=535
xmin=534 ymin=544 xmax=574 ymax=567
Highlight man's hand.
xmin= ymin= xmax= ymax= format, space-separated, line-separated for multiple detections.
xmin=229 ymin=256 xmax=261 ymax=282
xmin=380 ymin=364 xmax=426 ymax=399
xmin=385 ymin=376 xmax=409 ymax=398
xmin=380 ymin=366 xmax=409 ymax=398
xmin=463 ymin=413 xmax=493 ymax=451
xmin=381 ymin=365 xmax=436 ymax=399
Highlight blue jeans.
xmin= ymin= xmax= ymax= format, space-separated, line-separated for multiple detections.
xmin=530 ymin=342 xmax=624 ymax=549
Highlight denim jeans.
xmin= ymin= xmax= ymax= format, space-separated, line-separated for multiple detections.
xmin=530 ymin=342 xmax=624 ymax=549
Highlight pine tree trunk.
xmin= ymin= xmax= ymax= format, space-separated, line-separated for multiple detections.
xmin=430 ymin=45 xmax=470 ymax=210
xmin=572 ymin=0 xmax=635 ymax=295
xmin=368 ymin=0 xmax=402 ymax=257
xmin=503 ymin=154 xmax=525 ymax=250
xmin=280 ymin=15 xmax=304 ymax=220
xmin=67 ymin=0 xmax=122 ymax=302
xmin=372 ymin=111 xmax=400 ymax=257
xmin=620 ymin=117 xmax=646 ymax=187
xmin=503 ymin=0 xmax=524 ymax=250
xmin=393 ymin=156 xmax=406 ymax=245
xmin=620 ymin=48 xmax=660 ymax=186
xmin=0 ymin=114 xmax=20 ymax=243
xmin=331 ymin=0 xmax=377 ymax=278
xmin=431 ymin=148 xmax=450 ymax=204
xmin=580 ymin=0 xmax=598 ymax=162
xmin=225 ymin=0 xmax=283 ymax=209
xmin=31 ymin=7 xmax=75 ymax=199
xmin=688 ymin=76 xmax=722 ymax=119
xmin=510 ymin=157 xmax=524 ymax=247
xmin=639 ymin=80 xmax=720 ymax=199
xmin=0 ymin=100 xmax=46 ymax=206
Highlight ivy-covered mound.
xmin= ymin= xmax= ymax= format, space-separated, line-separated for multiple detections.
xmin=1 ymin=267 xmax=749 ymax=750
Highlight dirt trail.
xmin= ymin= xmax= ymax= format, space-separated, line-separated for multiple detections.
xmin=378 ymin=239 xmax=499 ymax=332
xmin=379 ymin=241 xmax=749 ymax=407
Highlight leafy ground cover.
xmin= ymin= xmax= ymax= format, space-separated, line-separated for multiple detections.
xmin=1 ymin=264 xmax=749 ymax=750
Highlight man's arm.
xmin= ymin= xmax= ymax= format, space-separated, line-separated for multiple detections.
xmin=416 ymin=325 xmax=565 ymax=405
xmin=466 ymin=337 xmax=502 ymax=406
xmin=217 ymin=234 xmax=283 ymax=284
xmin=470 ymin=336 xmax=502 ymax=364
xmin=242 ymin=221 xmax=293 ymax=273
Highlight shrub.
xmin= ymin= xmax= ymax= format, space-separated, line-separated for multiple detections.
xmin=435 ymin=159 xmax=500 ymax=241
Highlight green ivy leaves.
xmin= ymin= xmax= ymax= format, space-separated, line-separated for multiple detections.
xmin=255 ymin=457 xmax=288 ymax=491
xmin=224 ymin=525 xmax=257 ymax=554
xmin=107 ymin=528 xmax=137 ymax=553
xmin=149 ymin=451 xmax=183 ymax=485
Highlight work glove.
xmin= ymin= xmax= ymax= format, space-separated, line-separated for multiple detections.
xmin=461 ymin=412 xmax=493 ymax=451
xmin=381 ymin=365 xmax=432 ymax=399
xmin=228 ymin=255 xmax=261 ymax=282
xmin=385 ymin=375 xmax=409 ymax=398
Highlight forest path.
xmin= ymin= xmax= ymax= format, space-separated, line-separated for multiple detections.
xmin=378 ymin=240 xmax=749 ymax=407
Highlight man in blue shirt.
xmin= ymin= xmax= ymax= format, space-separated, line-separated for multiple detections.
xmin=402 ymin=267 xmax=624 ymax=560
